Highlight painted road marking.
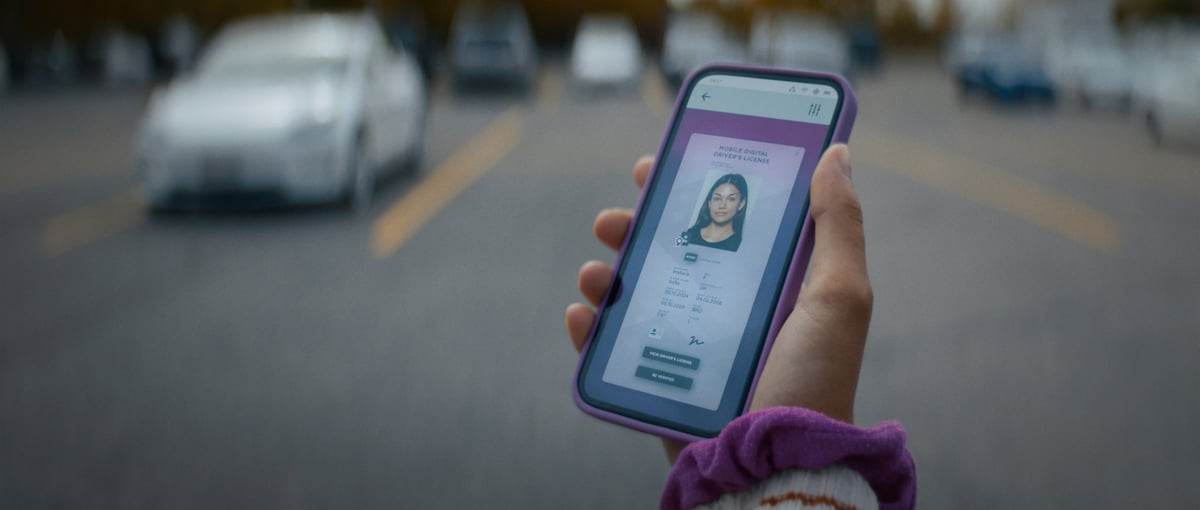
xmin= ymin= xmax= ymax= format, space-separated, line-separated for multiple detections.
xmin=42 ymin=188 xmax=144 ymax=257
xmin=536 ymin=66 xmax=563 ymax=116
xmin=371 ymin=107 xmax=527 ymax=259
xmin=639 ymin=66 xmax=672 ymax=122
xmin=856 ymin=131 xmax=1122 ymax=256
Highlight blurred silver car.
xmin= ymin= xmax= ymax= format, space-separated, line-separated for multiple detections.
xmin=569 ymin=14 xmax=642 ymax=88
xmin=662 ymin=10 xmax=745 ymax=86
xmin=751 ymin=12 xmax=848 ymax=77
xmin=1144 ymin=55 xmax=1200 ymax=147
xmin=136 ymin=13 xmax=426 ymax=210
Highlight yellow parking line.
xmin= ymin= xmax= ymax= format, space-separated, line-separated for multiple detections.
xmin=639 ymin=66 xmax=672 ymax=122
xmin=536 ymin=67 xmax=562 ymax=116
xmin=371 ymin=107 xmax=527 ymax=259
xmin=855 ymin=131 xmax=1122 ymax=256
xmin=42 ymin=188 xmax=144 ymax=258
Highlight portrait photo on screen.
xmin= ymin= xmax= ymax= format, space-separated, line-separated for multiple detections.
xmin=678 ymin=172 xmax=762 ymax=253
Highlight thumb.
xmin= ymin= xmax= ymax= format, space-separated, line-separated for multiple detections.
xmin=804 ymin=144 xmax=871 ymax=308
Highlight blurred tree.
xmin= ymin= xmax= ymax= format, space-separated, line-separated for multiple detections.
xmin=881 ymin=0 xmax=926 ymax=46
xmin=930 ymin=0 xmax=958 ymax=41
xmin=1115 ymin=0 xmax=1200 ymax=24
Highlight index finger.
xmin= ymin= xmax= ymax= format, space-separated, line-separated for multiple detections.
xmin=633 ymin=155 xmax=652 ymax=189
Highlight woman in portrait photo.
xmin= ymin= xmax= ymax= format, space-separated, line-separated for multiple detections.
xmin=681 ymin=173 xmax=748 ymax=252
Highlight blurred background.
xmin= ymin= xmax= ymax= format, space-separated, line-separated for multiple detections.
xmin=2 ymin=0 xmax=1200 ymax=508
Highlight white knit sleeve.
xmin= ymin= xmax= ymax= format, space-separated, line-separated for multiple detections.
xmin=691 ymin=465 xmax=878 ymax=510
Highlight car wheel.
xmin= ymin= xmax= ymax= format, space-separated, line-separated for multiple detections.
xmin=146 ymin=198 xmax=176 ymax=215
xmin=349 ymin=135 xmax=374 ymax=213
xmin=404 ymin=106 xmax=428 ymax=173
xmin=956 ymin=79 xmax=973 ymax=103
xmin=142 ymin=188 xmax=176 ymax=214
xmin=1145 ymin=111 xmax=1163 ymax=146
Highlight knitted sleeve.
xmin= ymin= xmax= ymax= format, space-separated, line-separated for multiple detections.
xmin=660 ymin=407 xmax=916 ymax=510
xmin=689 ymin=466 xmax=878 ymax=510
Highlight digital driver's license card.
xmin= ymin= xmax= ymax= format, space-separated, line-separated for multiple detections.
xmin=602 ymin=133 xmax=806 ymax=410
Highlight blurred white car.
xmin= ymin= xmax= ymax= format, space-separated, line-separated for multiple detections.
xmin=136 ymin=13 xmax=426 ymax=210
xmin=1074 ymin=44 xmax=1132 ymax=110
xmin=662 ymin=10 xmax=745 ymax=86
xmin=1143 ymin=56 xmax=1200 ymax=147
xmin=570 ymin=14 xmax=642 ymax=88
xmin=751 ymin=12 xmax=848 ymax=76
xmin=1043 ymin=31 xmax=1131 ymax=111
xmin=1129 ymin=28 xmax=1200 ymax=117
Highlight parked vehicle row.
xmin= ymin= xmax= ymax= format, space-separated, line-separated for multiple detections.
xmin=944 ymin=25 xmax=1200 ymax=149
xmin=662 ymin=9 xmax=872 ymax=87
xmin=750 ymin=12 xmax=850 ymax=77
xmin=2 ymin=20 xmax=200 ymax=87
xmin=951 ymin=36 xmax=1055 ymax=103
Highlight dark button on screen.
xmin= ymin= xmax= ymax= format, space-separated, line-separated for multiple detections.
xmin=642 ymin=346 xmax=700 ymax=371
xmin=635 ymin=365 xmax=694 ymax=390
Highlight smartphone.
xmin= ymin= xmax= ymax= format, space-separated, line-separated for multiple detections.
xmin=573 ymin=64 xmax=857 ymax=442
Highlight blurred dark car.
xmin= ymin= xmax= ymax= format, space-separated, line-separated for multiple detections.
xmin=957 ymin=42 xmax=1055 ymax=103
xmin=16 ymin=32 xmax=79 ymax=86
xmin=449 ymin=2 xmax=536 ymax=90
xmin=0 ymin=42 xmax=8 ymax=93
xmin=82 ymin=26 xmax=154 ymax=86
xmin=383 ymin=6 xmax=435 ymax=81
xmin=846 ymin=21 xmax=883 ymax=73
xmin=154 ymin=15 xmax=203 ymax=78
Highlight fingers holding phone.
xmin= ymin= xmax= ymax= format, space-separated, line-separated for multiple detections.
xmin=749 ymin=144 xmax=872 ymax=423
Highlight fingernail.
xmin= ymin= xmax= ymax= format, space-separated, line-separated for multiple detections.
xmin=836 ymin=145 xmax=852 ymax=178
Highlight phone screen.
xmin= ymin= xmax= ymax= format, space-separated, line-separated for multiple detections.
xmin=578 ymin=69 xmax=846 ymax=437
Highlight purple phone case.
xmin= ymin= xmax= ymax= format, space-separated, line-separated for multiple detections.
xmin=572 ymin=63 xmax=859 ymax=444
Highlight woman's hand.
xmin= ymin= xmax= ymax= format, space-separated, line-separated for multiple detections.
xmin=565 ymin=145 xmax=872 ymax=463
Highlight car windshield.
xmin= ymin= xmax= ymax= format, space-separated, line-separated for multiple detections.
xmin=455 ymin=4 xmax=525 ymax=40
xmin=198 ymin=18 xmax=354 ymax=78
xmin=200 ymin=57 xmax=348 ymax=79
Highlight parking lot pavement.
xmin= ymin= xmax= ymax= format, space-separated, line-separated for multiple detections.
xmin=2 ymin=59 xmax=1199 ymax=508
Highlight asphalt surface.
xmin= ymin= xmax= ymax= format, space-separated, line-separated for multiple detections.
xmin=2 ymin=59 xmax=1199 ymax=508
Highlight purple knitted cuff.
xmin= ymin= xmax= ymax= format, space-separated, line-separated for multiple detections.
xmin=660 ymin=407 xmax=916 ymax=510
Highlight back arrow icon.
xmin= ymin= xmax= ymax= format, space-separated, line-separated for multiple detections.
xmin=701 ymin=92 xmax=711 ymax=101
